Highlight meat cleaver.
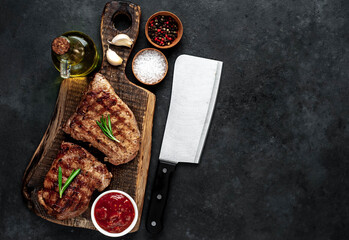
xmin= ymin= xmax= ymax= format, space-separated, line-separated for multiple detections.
xmin=146 ymin=54 xmax=223 ymax=233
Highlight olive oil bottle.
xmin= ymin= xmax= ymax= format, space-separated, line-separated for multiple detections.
xmin=51 ymin=31 xmax=99 ymax=78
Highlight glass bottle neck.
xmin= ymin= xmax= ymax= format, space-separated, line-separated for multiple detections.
xmin=54 ymin=36 xmax=85 ymax=66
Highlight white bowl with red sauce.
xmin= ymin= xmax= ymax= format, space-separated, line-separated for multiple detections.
xmin=91 ymin=190 xmax=138 ymax=237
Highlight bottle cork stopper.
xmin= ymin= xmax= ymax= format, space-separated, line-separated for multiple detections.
xmin=52 ymin=37 xmax=70 ymax=55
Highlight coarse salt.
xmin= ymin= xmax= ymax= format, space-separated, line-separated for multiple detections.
xmin=133 ymin=50 xmax=167 ymax=84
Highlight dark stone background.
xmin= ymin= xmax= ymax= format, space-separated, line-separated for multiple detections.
xmin=0 ymin=0 xmax=348 ymax=239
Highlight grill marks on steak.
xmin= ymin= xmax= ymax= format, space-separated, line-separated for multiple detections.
xmin=63 ymin=73 xmax=141 ymax=166
xmin=37 ymin=142 xmax=112 ymax=220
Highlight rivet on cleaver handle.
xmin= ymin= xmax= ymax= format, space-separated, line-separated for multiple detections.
xmin=146 ymin=160 xmax=176 ymax=233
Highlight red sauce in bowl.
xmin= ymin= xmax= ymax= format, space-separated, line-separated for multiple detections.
xmin=94 ymin=192 xmax=135 ymax=233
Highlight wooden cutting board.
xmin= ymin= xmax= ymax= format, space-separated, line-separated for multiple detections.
xmin=22 ymin=1 xmax=155 ymax=232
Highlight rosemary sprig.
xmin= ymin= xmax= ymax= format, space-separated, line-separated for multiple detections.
xmin=58 ymin=166 xmax=62 ymax=193
xmin=96 ymin=114 xmax=120 ymax=143
xmin=58 ymin=166 xmax=81 ymax=198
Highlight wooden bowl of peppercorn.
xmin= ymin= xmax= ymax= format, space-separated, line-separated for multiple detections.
xmin=145 ymin=11 xmax=183 ymax=49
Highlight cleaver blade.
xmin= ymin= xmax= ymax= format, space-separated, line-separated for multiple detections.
xmin=146 ymin=55 xmax=223 ymax=233
xmin=159 ymin=54 xmax=223 ymax=164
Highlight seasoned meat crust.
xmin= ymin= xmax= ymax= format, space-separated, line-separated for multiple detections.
xmin=63 ymin=73 xmax=141 ymax=166
xmin=37 ymin=142 xmax=112 ymax=220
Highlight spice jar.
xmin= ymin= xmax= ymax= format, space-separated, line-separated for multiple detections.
xmin=132 ymin=48 xmax=168 ymax=85
xmin=145 ymin=11 xmax=183 ymax=49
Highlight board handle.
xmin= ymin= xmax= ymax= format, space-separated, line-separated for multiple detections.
xmin=100 ymin=1 xmax=141 ymax=75
xmin=146 ymin=160 xmax=176 ymax=233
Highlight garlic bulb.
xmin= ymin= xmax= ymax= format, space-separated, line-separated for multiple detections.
xmin=106 ymin=48 xmax=123 ymax=66
xmin=108 ymin=34 xmax=133 ymax=48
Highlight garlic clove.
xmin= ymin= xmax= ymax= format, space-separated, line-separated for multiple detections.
xmin=106 ymin=48 xmax=123 ymax=66
xmin=108 ymin=34 xmax=133 ymax=48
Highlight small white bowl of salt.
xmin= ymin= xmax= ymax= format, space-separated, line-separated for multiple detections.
xmin=132 ymin=48 xmax=168 ymax=85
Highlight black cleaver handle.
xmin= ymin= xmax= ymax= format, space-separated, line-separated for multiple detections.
xmin=146 ymin=160 xmax=176 ymax=233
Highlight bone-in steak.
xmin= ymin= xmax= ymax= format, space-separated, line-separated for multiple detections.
xmin=37 ymin=142 xmax=112 ymax=220
xmin=63 ymin=73 xmax=141 ymax=165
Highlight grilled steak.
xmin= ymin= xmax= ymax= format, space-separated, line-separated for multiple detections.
xmin=63 ymin=73 xmax=141 ymax=166
xmin=37 ymin=142 xmax=112 ymax=220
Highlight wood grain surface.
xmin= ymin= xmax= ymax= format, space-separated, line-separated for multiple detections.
xmin=22 ymin=1 xmax=156 ymax=232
